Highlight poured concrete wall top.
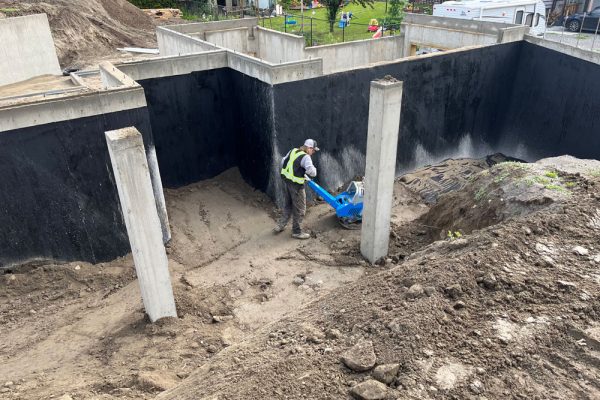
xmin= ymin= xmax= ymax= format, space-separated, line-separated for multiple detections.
xmin=400 ymin=13 xmax=529 ymax=57
xmin=305 ymin=35 xmax=404 ymax=74
xmin=204 ymin=27 xmax=250 ymax=54
xmin=0 ymin=14 xmax=61 ymax=87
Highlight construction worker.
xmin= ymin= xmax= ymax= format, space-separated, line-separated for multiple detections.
xmin=274 ymin=139 xmax=320 ymax=239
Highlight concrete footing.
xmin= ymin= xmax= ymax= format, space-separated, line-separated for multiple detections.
xmin=105 ymin=127 xmax=177 ymax=322
xmin=360 ymin=79 xmax=403 ymax=264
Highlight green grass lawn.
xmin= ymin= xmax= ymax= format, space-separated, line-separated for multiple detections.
xmin=259 ymin=2 xmax=394 ymax=46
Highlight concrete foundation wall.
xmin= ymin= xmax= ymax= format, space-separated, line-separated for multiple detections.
xmin=137 ymin=69 xmax=238 ymax=188
xmin=205 ymin=27 xmax=249 ymax=53
xmin=271 ymin=44 xmax=522 ymax=195
xmin=305 ymin=36 xmax=404 ymax=74
xmin=3 ymin=37 xmax=600 ymax=267
xmin=400 ymin=14 xmax=528 ymax=56
xmin=0 ymin=14 xmax=61 ymax=86
xmin=256 ymin=27 xmax=306 ymax=63
xmin=157 ymin=26 xmax=219 ymax=56
xmin=0 ymin=108 xmax=155 ymax=267
xmin=525 ymin=35 xmax=600 ymax=65
xmin=0 ymin=88 xmax=147 ymax=132
xmin=502 ymin=41 xmax=600 ymax=160
xmin=116 ymin=51 xmax=228 ymax=81
xmin=227 ymin=52 xmax=323 ymax=84
xmin=166 ymin=18 xmax=258 ymax=36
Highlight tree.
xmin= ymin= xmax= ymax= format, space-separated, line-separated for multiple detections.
xmin=384 ymin=0 xmax=407 ymax=30
xmin=323 ymin=0 xmax=374 ymax=33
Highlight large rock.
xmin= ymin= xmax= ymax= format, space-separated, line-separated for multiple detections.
xmin=372 ymin=363 xmax=400 ymax=384
xmin=406 ymin=284 xmax=424 ymax=299
xmin=341 ymin=340 xmax=377 ymax=372
xmin=350 ymin=379 xmax=389 ymax=400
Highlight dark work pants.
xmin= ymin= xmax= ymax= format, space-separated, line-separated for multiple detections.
xmin=277 ymin=177 xmax=306 ymax=234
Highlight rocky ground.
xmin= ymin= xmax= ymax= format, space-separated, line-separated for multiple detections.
xmin=1 ymin=157 xmax=600 ymax=399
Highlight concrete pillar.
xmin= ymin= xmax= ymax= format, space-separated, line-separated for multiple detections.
xmin=105 ymin=127 xmax=177 ymax=322
xmin=147 ymin=145 xmax=172 ymax=244
xmin=360 ymin=78 xmax=403 ymax=264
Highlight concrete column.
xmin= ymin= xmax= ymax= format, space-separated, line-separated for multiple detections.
xmin=360 ymin=78 xmax=403 ymax=264
xmin=105 ymin=127 xmax=177 ymax=322
xmin=147 ymin=145 xmax=172 ymax=244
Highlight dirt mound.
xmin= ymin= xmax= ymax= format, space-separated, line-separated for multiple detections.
xmin=159 ymin=165 xmax=600 ymax=399
xmin=2 ymin=160 xmax=599 ymax=400
xmin=0 ymin=0 xmax=157 ymax=68
xmin=420 ymin=160 xmax=584 ymax=240
xmin=399 ymin=153 xmax=522 ymax=204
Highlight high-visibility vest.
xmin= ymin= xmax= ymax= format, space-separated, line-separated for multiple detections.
xmin=281 ymin=148 xmax=307 ymax=184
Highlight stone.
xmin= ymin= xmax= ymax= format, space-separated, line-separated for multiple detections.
xmin=74 ymin=265 xmax=81 ymax=270
xmin=58 ymin=395 xmax=73 ymax=400
xmin=212 ymin=315 xmax=234 ymax=323
xmin=535 ymin=243 xmax=553 ymax=254
xmin=444 ymin=284 xmax=463 ymax=299
xmin=326 ymin=328 xmax=342 ymax=340
xmin=522 ymin=226 xmax=532 ymax=235
xmin=292 ymin=276 xmax=305 ymax=286
xmin=424 ymin=286 xmax=436 ymax=296
xmin=0 ymin=388 xmax=9 ymax=393
xmin=3 ymin=382 xmax=13 ymax=387
xmin=350 ymin=379 xmax=389 ymax=400
xmin=541 ymin=255 xmax=556 ymax=268
xmin=406 ymin=284 xmax=424 ymax=299
xmin=469 ymin=379 xmax=484 ymax=394
xmin=480 ymin=273 xmax=498 ymax=290
xmin=557 ymin=280 xmax=577 ymax=291
xmin=435 ymin=363 xmax=470 ymax=390
xmin=573 ymin=246 xmax=589 ymax=256
xmin=372 ymin=363 xmax=400 ymax=384
xmin=341 ymin=340 xmax=377 ymax=372
xmin=453 ymin=301 xmax=466 ymax=310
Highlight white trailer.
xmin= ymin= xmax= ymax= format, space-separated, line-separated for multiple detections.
xmin=433 ymin=0 xmax=547 ymax=35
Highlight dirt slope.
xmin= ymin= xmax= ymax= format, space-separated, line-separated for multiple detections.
xmin=0 ymin=168 xmax=425 ymax=399
xmin=0 ymin=0 xmax=157 ymax=68
xmin=2 ymin=159 xmax=599 ymax=400
xmin=159 ymin=159 xmax=600 ymax=400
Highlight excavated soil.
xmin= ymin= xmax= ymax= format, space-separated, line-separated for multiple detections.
xmin=1 ymin=158 xmax=599 ymax=400
xmin=0 ymin=0 xmax=157 ymax=68
xmin=0 ymin=168 xmax=424 ymax=400
xmin=159 ymin=158 xmax=600 ymax=400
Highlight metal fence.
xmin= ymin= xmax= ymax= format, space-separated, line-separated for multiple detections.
xmin=260 ymin=13 xmax=401 ymax=46
xmin=543 ymin=11 xmax=600 ymax=53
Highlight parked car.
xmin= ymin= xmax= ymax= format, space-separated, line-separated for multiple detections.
xmin=565 ymin=6 xmax=600 ymax=32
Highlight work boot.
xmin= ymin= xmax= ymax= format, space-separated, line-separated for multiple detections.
xmin=291 ymin=232 xmax=310 ymax=240
xmin=273 ymin=225 xmax=285 ymax=234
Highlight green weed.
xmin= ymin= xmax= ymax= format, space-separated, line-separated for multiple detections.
xmin=475 ymin=187 xmax=487 ymax=201
xmin=544 ymin=171 xmax=558 ymax=179
xmin=447 ymin=230 xmax=463 ymax=241
xmin=533 ymin=176 xmax=551 ymax=185
xmin=544 ymin=184 xmax=569 ymax=193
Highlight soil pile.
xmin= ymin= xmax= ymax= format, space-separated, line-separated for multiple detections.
xmin=2 ymin=158 xmax=599 ymax=399
xmin=158 ymin=157 xmax=600 ymax=400
xmin=0 ymin=0 xmax=157 ymax=68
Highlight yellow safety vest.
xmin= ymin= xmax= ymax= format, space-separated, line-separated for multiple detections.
xmin=281 ymin=148 xmax=307 ymax=184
